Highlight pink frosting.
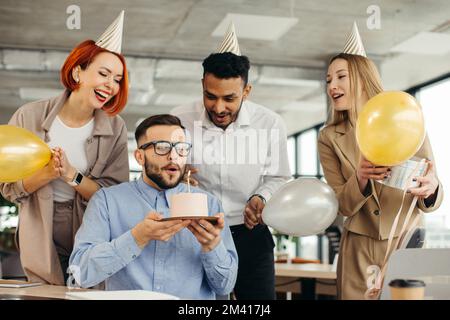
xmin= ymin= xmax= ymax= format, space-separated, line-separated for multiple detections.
xmin=170 ymin=193 xmax=208 ymax=217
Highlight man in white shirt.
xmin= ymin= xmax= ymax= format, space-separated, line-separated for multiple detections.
xmin=172 ymin=52 xmax=291 ymax=299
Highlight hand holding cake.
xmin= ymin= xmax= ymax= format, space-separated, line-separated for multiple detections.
xmin=188 ymin=212 xmax=225 ymax=253
xmin=131 ymin=211 xmax=190 ymax=248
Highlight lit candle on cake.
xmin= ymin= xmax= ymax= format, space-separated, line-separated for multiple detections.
xmin=170 ymin=169 xmax=208 ymax=218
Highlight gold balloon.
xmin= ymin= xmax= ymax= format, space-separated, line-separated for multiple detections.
xmin=356 ymin=91 xmax=425 ymax=166
xmin=0 ymin=125 xmax=51 ymax=182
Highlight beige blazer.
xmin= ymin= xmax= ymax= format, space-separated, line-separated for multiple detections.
xmin=0 ymin=90 xmax=129 ymax=285
xmin=318 ymin=121 xmax=443 ymax=240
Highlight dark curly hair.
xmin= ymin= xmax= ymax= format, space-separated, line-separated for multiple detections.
xmin=202 ymin=52 xmax=250 ymax=85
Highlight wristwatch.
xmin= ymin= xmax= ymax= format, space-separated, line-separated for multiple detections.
xmin=67 ymin=171 xmax=84 ymax=187
xmin=248 ymin=194 xmax=266 ymax=204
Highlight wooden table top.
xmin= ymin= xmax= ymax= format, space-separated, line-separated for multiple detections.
xmin=0 ymin=284 xmax=89 ymax=300
xmin=275 ymin=262 xmax=337 ymax=280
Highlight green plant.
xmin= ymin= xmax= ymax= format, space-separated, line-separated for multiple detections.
xmin=0 ymin=227 xmax=16 ymax=253
xmin=271 ymin=228 xmax=299 ymax=254
xmin=0 ymin=195 xmax=18 ymax=230
xmin=0 ymin=194 xmax=15 ymax=207
xmin=0 ymin=194 xmax=18 ymax=252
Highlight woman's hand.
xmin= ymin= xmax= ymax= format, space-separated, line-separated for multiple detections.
xmin=43 ymin=149 xmax=63 ymax=180
xmin=356 ymin=156 xmax=391 ymax=194
xmin=53 ymin=147 xmax=76 ymax=182
xmin=30 ymin=147 xmax=61 ymax=181
xmin=22 ymin=148 xmax=61 ymax=193
xmin=408 ymin=160 xmax=439 ymax=199
xmin=53 ymin=147 xmax=100 ymax=198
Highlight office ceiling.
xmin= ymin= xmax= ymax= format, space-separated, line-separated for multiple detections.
xmin=1 ymin=0 xmax=449 ymax=133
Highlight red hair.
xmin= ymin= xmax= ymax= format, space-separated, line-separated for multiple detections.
xmin=60 ymin=40 xmax=129 ymax=116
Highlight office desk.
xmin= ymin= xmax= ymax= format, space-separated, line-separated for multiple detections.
xmin=275 ymin=263 xmax=337 ymax=300
xmin=0 ymin=285 xmax=89 ymax=300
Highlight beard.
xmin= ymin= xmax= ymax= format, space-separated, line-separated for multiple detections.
xmin=144 ymin=156 xmax=186 ymax=190
xmin=206 ymin=97 xmax=244 ymax=129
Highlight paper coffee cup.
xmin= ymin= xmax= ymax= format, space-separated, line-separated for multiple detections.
xmin=389 ymin=279 xmax=425 ymax=300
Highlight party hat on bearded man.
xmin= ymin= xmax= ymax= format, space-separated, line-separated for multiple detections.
xmin=216 ymin=21 xmax=241 ymax=55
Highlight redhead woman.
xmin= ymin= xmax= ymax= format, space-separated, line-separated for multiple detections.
xmin=0 ymin=11 xmax=130 ymax=285
xmin=318 ymin=24 xmax=443 ymax=299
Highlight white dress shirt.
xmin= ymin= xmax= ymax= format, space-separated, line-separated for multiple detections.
xmin=172 ymin=100 xmax=291 ymax=226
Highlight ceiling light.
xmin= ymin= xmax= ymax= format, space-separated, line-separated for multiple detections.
xmin=212 ymin=13 xmax=298 ymax=41
xmin=390 ymin=32 xmax=450 ymax=55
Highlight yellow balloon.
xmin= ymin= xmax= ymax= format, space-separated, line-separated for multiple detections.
xmin=0 ymin=125 xmax=51 ymax=182
xmin=356 ymin=91 xmax=425 ymax=166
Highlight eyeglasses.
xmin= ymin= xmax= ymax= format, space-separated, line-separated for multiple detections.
xmin=139 ymin=140 xmax=192 ymax=157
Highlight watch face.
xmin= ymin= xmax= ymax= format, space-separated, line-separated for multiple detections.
xmin=75 ymin=172 xmax=83 ymax=184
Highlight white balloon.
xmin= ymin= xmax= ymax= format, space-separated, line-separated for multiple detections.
xmin=262 ymin=178 xmax=338 ymax=236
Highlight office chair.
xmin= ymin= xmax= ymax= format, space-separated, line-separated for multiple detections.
xmin=399 ymin=227 xmax=426 ymax=249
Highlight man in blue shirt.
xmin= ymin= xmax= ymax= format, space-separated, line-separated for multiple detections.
xmin=68 ymin=114 xmax=238 ymax=299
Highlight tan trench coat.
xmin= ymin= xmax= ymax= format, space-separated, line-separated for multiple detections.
xmin=0 ymin=90 xmax=129 ymax=285
xmin=318 ymin=120 xmax=443 ymax=299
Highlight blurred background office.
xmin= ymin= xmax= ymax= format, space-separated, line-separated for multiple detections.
xmin=1 ymin=0 xmax=449 ymax=282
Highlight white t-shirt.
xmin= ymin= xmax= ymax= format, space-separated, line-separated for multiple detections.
xmin=48 ymin=116 xmax=94 ymax=202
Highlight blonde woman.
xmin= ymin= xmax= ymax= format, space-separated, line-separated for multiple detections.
xmin=318 ymin=52 xmax=443 ymax=299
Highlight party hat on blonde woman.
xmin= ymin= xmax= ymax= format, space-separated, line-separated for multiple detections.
xmin=217 ymin=21 xmax=241 ymax=55
xmin=95 ymin=10 xmax=124 ymax=54
xmin=343 ymin=22 xmax=367 ymax=57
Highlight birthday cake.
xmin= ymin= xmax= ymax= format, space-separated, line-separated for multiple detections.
xmin=170 ymin=193 xmax=208 ymax=217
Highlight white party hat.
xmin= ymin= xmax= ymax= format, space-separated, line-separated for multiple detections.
xmin=217 ymin=21 xmax=241 ymax=55
xmin=343 ymin=22 xmax=367 ymax=57
xmin=95 ymin=10 xmax=124 ymax=54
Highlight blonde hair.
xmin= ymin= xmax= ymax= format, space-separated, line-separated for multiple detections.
xmin=327 ymin=53 xmax=383 ymax=126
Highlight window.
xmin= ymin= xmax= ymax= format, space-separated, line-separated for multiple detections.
xmin=415 ymin=76 xmax=450 ymax=248
xmin=297 ymin=129 xmax=318 ymax=176
xmin=282 ymin=124 xmax=325 ymax=261
xmin=288 ymin=124 xmax=323 ymax=179
xmin=287 ymin=137 xmax=296 ymax=176
xmin=128 ymin=137 xmax=142 ymax=181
